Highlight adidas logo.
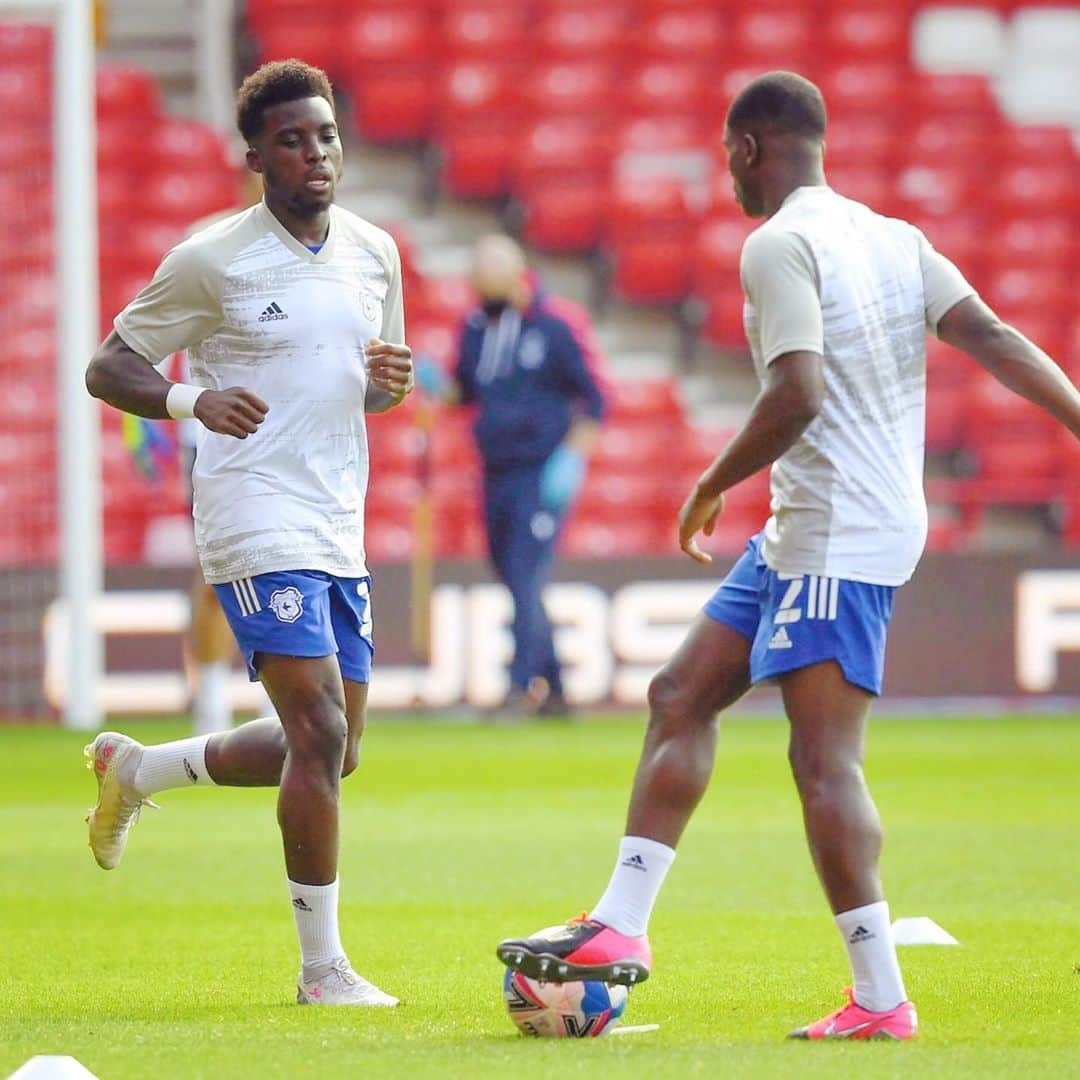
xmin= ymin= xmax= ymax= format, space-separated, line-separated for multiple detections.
xmin=258 ymin=301 xmax=288 ymax=322
xmin=291 ymin=897 xmax=313 ymax=912
xmin=768 ymin=625 xmax=793 ymax=650
xmin=182 ymin=757 xmax=198 ymax=783
xmin=620 ymin=854 xmax=647 ymax=872
xmin=848 ymin=924 xmax=875 ymax=944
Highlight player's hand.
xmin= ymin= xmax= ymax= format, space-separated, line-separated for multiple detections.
xmin=193 ymin=387 xmax=269 ymax=439
xmin=366 ymin=338 xmax=414 ymax=399
xmin=678 ymin=484 xmax=725 ymax=565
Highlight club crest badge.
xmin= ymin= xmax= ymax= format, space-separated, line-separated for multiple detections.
xmin=269 ymin=586 xmax=304 ymax=623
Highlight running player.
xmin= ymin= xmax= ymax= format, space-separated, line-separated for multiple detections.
xmin=497 ymin=71 xmax=1080 ymax=1039
xmin=84 ymin=60 xmax=413 ymax=1007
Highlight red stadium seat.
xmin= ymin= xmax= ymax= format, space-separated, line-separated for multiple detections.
xmin=825 ymin=165 xmax=896 ymax=212
xmin=917 ymin=212 xmax=986 ymax=280
xmin=994 ymin=125 xmax=1077 ymax=166
xmin=607 ymin=379 xmax=683 ymax=423
xmin=535 ymin=6 xmax=627 ymax=61
xmin=95 ymin=64 xmax=160 ymax=119
xmin=729 ymin=8 xmax=814 ymax=67
xmin=987 ymin=215 xmax=1076 ymax=271
xmin=438 ymin=125 xmax=517 ymax=199
xmin=632 ymin=10 xmax=724 ymax=63
xmin=411 ymin=275 xmax=474 ymax=327
xmin=352 ymin=69 xmax=434 ymax=143
xmin=614 ymin=115 xmax=706 ymax=155
xmin=622 ymin=63 xmax=710 ymax=119
xmin=700 ymin=285 xmax=747 ymax=349
xmin=443 ymin=4 xmax=529 ymax=60
xmin=692 ymin=214 xmax=756 ymax=293
xmin=988 ymin=163 xmax=1079 ymax=218
xmin=437 ymin=61 xmax=520 ymax=128
xmin=252 ymin=22 xmax=339 ymax=74
xmin=823 ymin=116 xmax=896 ymax=169
xmin=895 ymin=162 xmax=975 ymax=218
xmin=900 ymin=118 xmax=996 ymax=167
xmin=343 ymin=8 xmax=433 ymax=67
xmin=511 ymin=118 xmax=613 ymax=189
xmin=981 ymin=267 xmax=1072 ymax=320
xmin=143 ymin=170 xmax=239 ymax=226
xmin=822 ymin=7 xmax=909 ymax=63
xmin=0 ymin=21 xmax=52 ymax=65
xmin=817 ymin=62 xmax=910 ymax=118
xmin=0 ymin=63 xmax=50 ymax=119
xmin=908 ymin=74 xmax=1000 ymax=121
xmin=147 ymin=119 xmax=231 ymax=171
xmin=611 ymin=234 xmax=692 ymax=305
xmin=608 ymin=174 xmax=692 ymax=238
xmin=519 ymin=62 xmax=617 ymax=120
xmin=519 ymin=179 xmax=608 ymax=252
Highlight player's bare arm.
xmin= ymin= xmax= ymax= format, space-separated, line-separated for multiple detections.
xmin=937 ymin=296 xmax=1080 ymax=439
xmin=679 ymin=349 xmax=824 ymax=564
xmin=365 ymin=337 xmax=414 ymax=413
xmin=87 ymin=330 xmax=268 ymax=439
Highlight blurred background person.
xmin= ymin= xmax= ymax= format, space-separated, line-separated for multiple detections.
xmin=418 ymin=234 xmax=608 ymax=717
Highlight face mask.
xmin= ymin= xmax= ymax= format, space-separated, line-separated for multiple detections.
xmin=481 ymin=298 xmax=509 ymax=318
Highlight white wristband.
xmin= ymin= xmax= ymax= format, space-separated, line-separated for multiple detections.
xmin=165 ymin=383 xmax=207 ymax=420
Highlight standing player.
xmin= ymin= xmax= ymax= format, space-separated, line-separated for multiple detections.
xmin=84 ymin=60 xmax=414 ymax=1007
xmin=497 ymin=72 xmax=1080 ymax=1039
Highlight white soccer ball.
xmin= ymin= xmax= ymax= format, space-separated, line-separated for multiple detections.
xmin=503 ymin=968 xmax=629 ymax=1038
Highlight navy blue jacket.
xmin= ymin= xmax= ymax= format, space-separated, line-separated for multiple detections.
xmin=455 ymin=296 xmax=606 ymax=471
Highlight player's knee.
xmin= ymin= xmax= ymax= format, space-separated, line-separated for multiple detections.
xmin=647 ymin=668 xmax=690 ymax=726
xmin=788 ymin=741 xmax=861 ymax=801
xmin=284 ymin=697 xmax=348 ymax=774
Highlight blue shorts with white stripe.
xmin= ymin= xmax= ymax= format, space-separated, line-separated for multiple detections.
xmin=703 ymin=532 xmax=896 ymax=696
xmin=213 ymin=570 xmax=374 ymax=683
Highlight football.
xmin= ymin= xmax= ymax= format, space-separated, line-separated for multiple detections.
xmin=503 ymin=969 xmax=629 ymax=1038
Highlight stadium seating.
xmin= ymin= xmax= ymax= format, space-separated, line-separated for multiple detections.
xmin=0 ymin=24 xmax=238 ymax=567
xmin=5 ymin=2 xmax=1080 ymax=568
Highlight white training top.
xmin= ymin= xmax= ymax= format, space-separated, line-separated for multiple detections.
xmin=115 ymin=201 xmax=405 ymax=584
xmin=740 ymin=185 xmax=975 ymax=586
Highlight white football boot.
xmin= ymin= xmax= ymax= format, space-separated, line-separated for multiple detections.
xmin=297 ymin=958 xmax=400 ymax=1007
xmin=84 ymin=732 xmax=157 ymax=870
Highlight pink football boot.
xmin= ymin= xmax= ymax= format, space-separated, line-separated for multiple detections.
xmin=497 ymin=914 xmax=652 ymax=986
xmin=788 ymin=987 xmax=918 ymax=1040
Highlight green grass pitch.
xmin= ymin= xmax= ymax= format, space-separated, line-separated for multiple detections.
xmin=1 ymin=713 xmax=1077 ymax=1079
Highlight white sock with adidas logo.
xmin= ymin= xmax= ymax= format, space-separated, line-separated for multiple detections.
xmin=835 ymin=900 xmax=908 ymax=1012
xmin=589 ymin=835 xmax=676 ymax=937
xmin=132 ymin=734 xmax=216 ymax=795
xmin=289 ymin=877 xmax=345 ymax=973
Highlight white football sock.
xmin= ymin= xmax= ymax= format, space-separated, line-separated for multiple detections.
xmin=288 ymin=877 xmax=345 ymax=971
xmin=193 ymin=661 xmax=231 ymax=736
xmin=835 ymin=900 xmax=908 ymax=1012
xmin=589 ymin=835 xmax=676 ymax=937
xmin=132 ymin=734 xmax=216 ymax=796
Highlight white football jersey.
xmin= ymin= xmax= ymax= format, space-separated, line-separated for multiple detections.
xmin=740 ymin=186 xmax=974 ymax=586
xmin=115 ymin=201 xmax=405 ymax=584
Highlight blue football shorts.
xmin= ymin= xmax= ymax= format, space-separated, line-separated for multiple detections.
xmin=213 ymin=570 xmax=374 ymax=684
xmin=703 ymin=532 xmax=896 ymax=696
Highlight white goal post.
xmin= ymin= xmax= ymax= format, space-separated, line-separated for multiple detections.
xmin=2 ymin=0 xmax=102 ymax=729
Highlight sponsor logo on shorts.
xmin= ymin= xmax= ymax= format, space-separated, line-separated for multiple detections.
xmin=768 ymin=625 xmax=793 ymax=650
xmin=269 ymin=586 xmax=304 ymax=623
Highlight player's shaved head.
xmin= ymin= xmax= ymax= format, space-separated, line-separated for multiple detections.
xmin=471 ymin=234 xmax=528 ymax=304
xmin=236 ymin=59 xmax=335 ymax=142
xmin=726 ymin=71 xmax=827 ymax=141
